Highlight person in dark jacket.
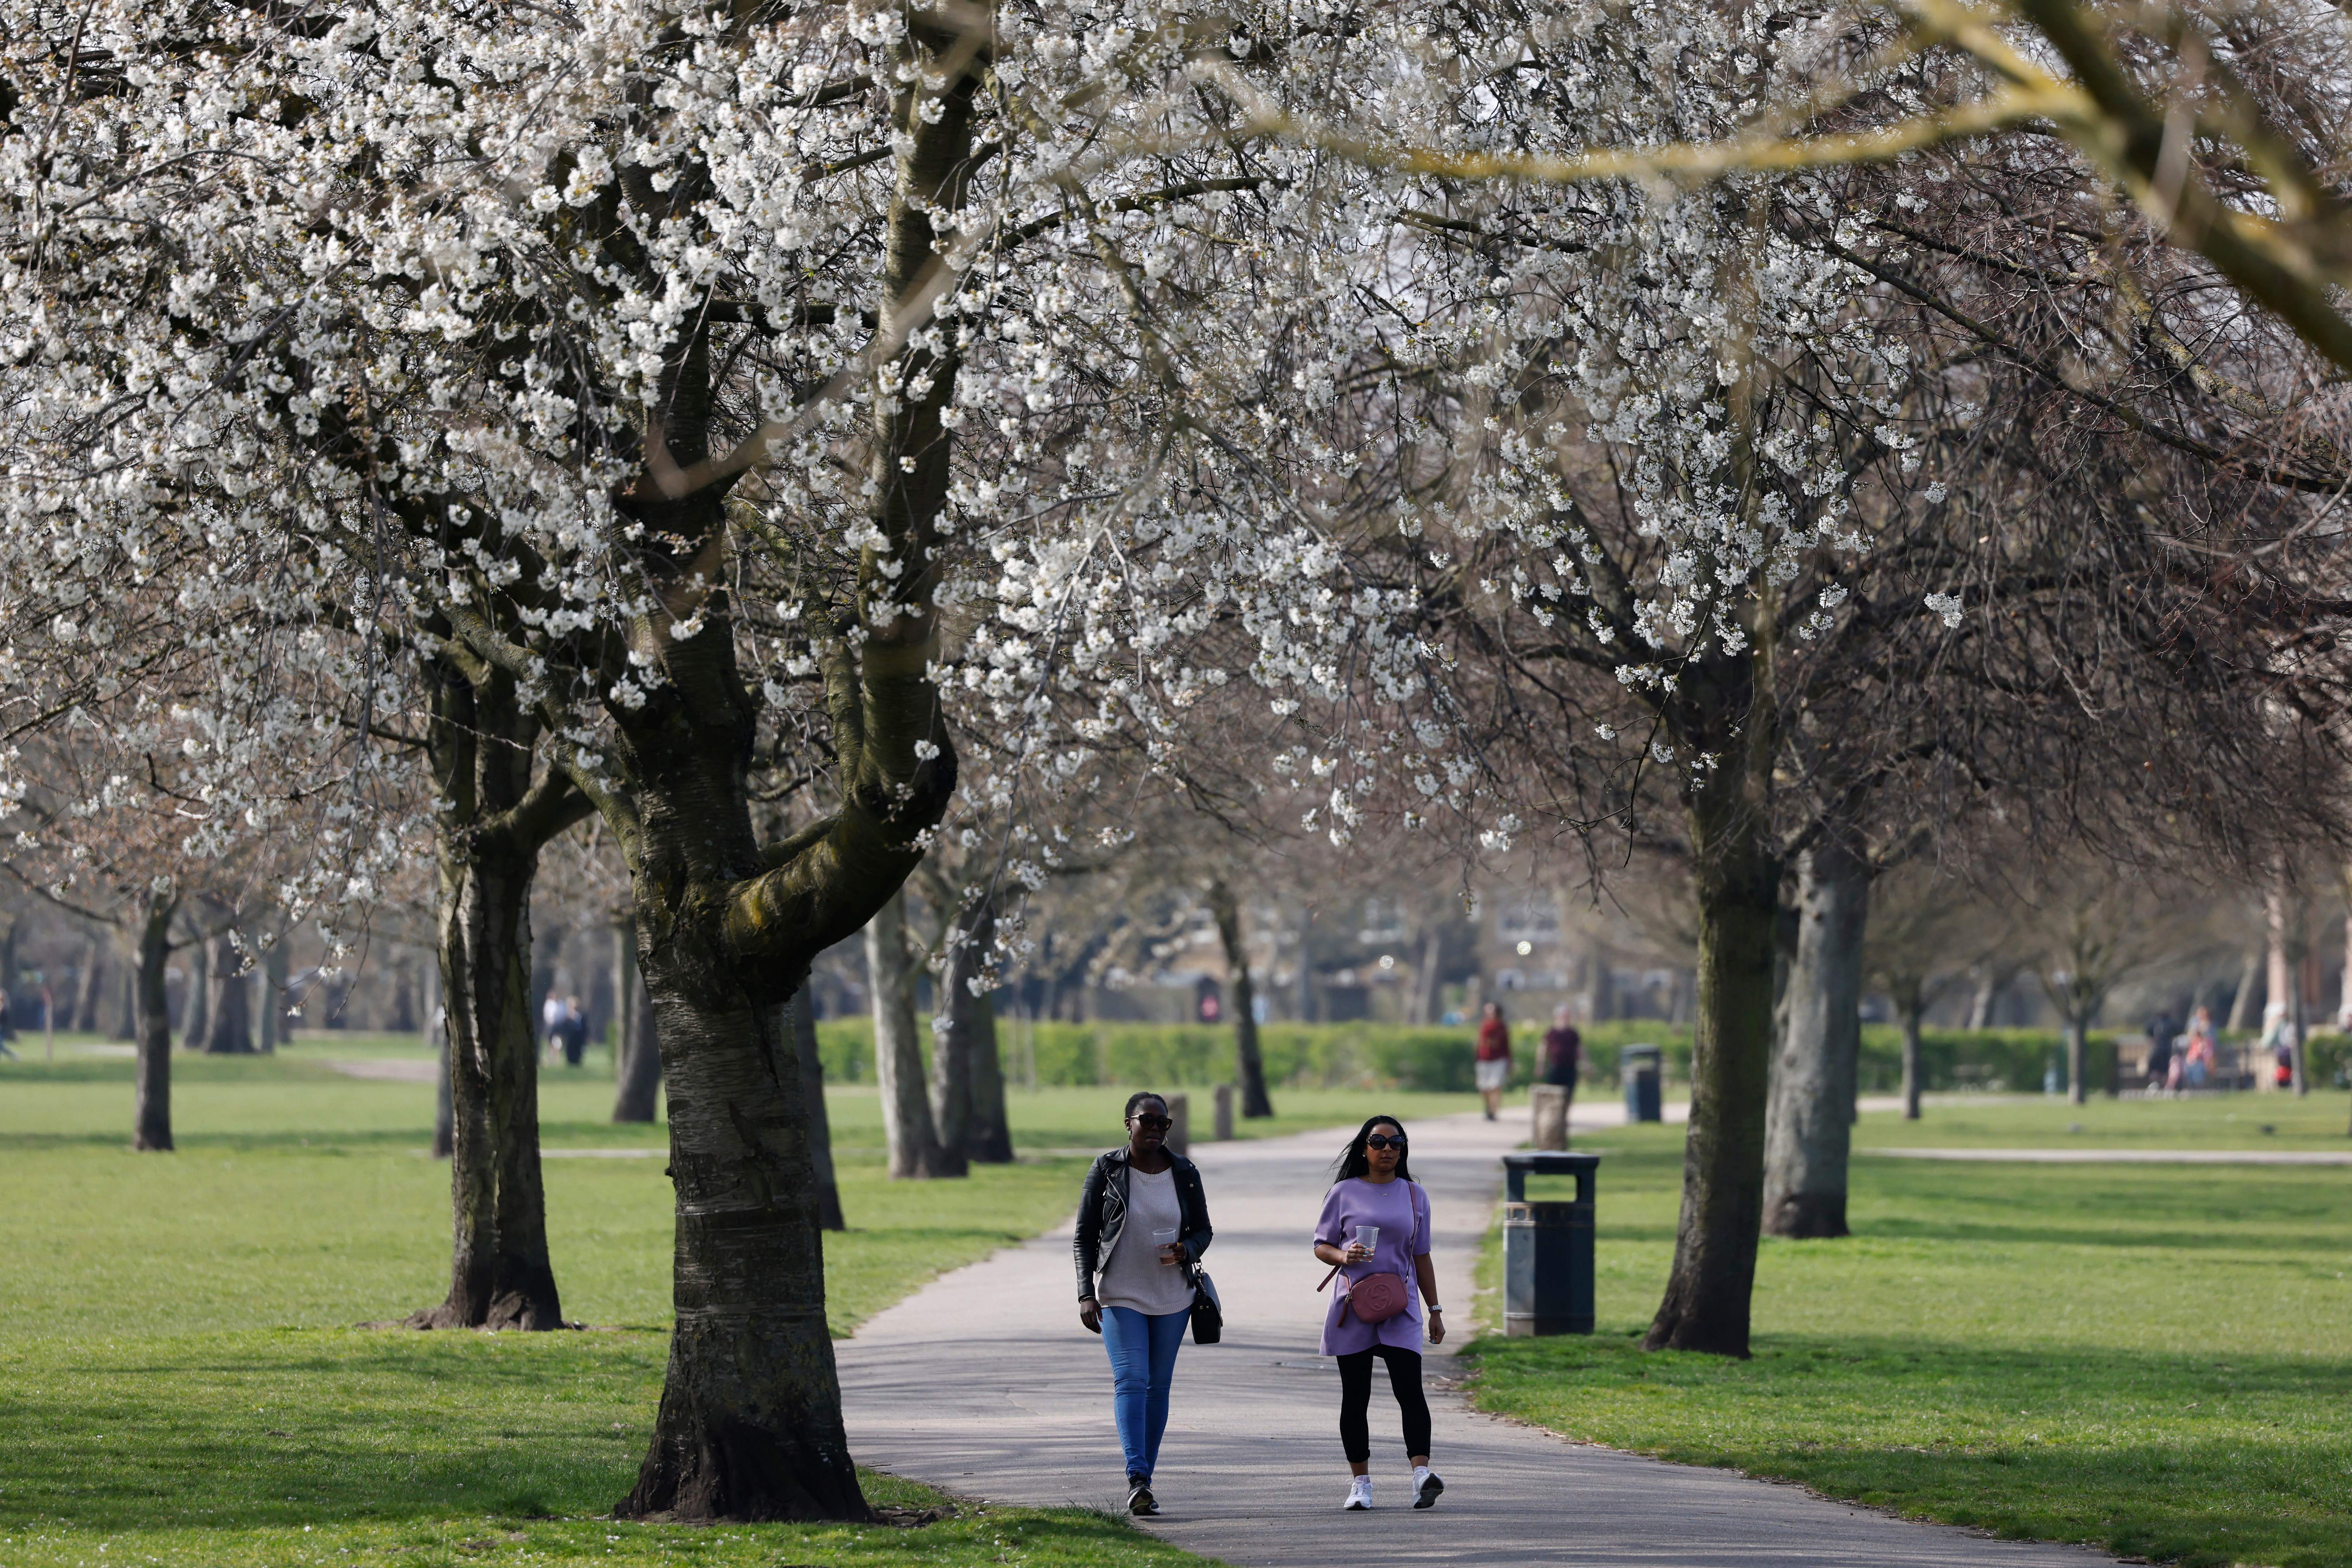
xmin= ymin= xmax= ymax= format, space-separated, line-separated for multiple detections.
xmin=1541 ymin=1005 xmax=1581 ymax=1093
xmin=1074 ymin=1091 xmax=1213 ymax=1517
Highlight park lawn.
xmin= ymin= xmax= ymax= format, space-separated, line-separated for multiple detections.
xmin=1470 ymin=1102 xmax=2352 ymax=1568
xmin=1858 ymin=1089 xmax=2352 ymax=1152
xmin=0 ymin=1052 xmax=1212 ymax=1568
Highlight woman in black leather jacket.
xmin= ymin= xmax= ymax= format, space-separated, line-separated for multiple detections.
xmin=1073 ymin=1091 xmax=1213 ymax=1516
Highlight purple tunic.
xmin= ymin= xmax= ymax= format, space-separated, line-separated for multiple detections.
xmin=1315 ymin=1177 xmax=1431 ymax=1355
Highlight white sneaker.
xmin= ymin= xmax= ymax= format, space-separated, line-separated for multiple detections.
xmin=1412 ymin=1466 xmax=1444 ymax=1509
xmin=1343 ymin=1476 xmax=1373 ymax=1511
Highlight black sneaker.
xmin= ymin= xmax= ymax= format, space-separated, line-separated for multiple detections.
xmin=1414 ymin=1469 xmax=1444 ymax=1509
xmin=1127 ymin=1481 xmax=1158 ymax=1516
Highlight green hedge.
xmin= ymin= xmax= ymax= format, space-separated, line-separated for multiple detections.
xmin=816 ymin=1016 xmax=2178 ymax=1096
xmin=815 ymin=1017 xmax=1497 ymax=1092
xmin=2305 ymin=1031 xmax=2352 ymax=1089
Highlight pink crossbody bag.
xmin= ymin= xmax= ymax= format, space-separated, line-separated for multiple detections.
xmin=1316 ymin=1262 xmax=1409 ymax=1324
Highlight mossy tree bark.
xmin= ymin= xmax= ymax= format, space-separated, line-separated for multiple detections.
xmin=592 ymin=600 xmax=956 ymax=1517
xmin=131 ymin=891 xmax=178 ymax=1152
xmin=1207 ymin=878 xmax=1274 ymax=1117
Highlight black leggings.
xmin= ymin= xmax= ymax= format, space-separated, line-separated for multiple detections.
xmin=1338 ymin=1345 xmax=1431 ymax=1463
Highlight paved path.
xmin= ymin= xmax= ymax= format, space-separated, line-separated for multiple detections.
xmin=1866 ymin=1146 xmax=2352 ymax=1165
xmin=836 ymin=1110 xmax=2115 ymax=1568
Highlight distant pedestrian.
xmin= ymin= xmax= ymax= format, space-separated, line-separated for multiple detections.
xmin=1074 ymin=1091 xmax=1214 ymax=1519
xmin=2143 ymin=1012 xmax=2175 ymax=1089
xmin=1475 ymin=1002 xmax=1512 ymax=1121
xmin=541 ymin=993 xmax=565 ymax=1061
xmin=2172 ymin=1008 xmax=2216 ymax=1095
xmin=1315 ymin=1116 xmax=1444 ymax=1512
xmin=2184 ymin=1026 xmax=2214 ymax=1089
xmin=1541 ymin=1005 xmax=1581 ymax=1095
xmin=559 ymin=995 xmax=588 ymax=1066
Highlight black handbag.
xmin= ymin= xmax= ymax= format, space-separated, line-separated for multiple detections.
xmin=1184 ymin=1261 xmax=1223 ymax=1345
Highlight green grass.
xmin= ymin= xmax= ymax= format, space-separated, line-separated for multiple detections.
xmin=1469 ymin=1097 xmax=2352 ymax=1568
xmin=1861 ymin=1090 xmax=2352 ymax=1152
xmin=0 ymin=1044 xmax=1233 ymax=1568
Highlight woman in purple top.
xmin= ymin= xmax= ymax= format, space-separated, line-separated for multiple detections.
xmin=1313 ymin=1115 xmax=1445 ymax=1512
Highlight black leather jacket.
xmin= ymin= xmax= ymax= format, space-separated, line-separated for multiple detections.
xmin=1073 ymin=1146 xmax=1213 ymax=1301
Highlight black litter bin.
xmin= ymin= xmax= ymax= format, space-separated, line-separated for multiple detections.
xmin=1621 ymin=1043 xmax=1662 ymax=1123
xmin=1502 ymin=1150 xmax=1598 ymax=1336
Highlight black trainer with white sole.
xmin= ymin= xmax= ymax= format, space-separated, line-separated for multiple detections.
xmin=1127 ymin=1482 xmax=1159 ymax=1516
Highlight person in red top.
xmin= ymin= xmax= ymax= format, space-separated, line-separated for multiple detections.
xmin=1474 ymin=1002 xmax=1512 ymax=1121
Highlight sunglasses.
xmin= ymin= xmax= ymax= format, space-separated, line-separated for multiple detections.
xmin=1365 ymin=1133 xmax=1407 ymax=1151
xmin=1131 ymin=1115 xmax=1173 ymax=1131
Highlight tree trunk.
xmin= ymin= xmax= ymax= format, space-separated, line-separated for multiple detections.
xmin=1762 ymin=830 xmax=1869 ymax=1239
xmin=926 ymin=916 xmax=975 ymax=1167
xmin=614 ymin=919 xmax=664 ymax=1123
xmin=1207 ymin=878 xmax=1275 ymax=1117
xmin=1296 ymin=905 xmax=1316 ymax=1022
xmin=792 ymin=989 xmax=846 ymax=1229
xmin=937 ymin=888 xmax=1013 ymax=1162
xmin=608 ymin=642 xmax=953 ymax=1522
xmin=1898 ymin=987 xmax=1925 ymax=1120
xmin=413 ymin=822 xmax=565 ymax=1329
xmin=2340 ymin=867 xmax=2352 ymax=1030
xmin=259 ymin=940 xmax=287 ymax=1052
xmin=1583 ymin=943 xmax=1612 ymax=1024
xmin=180 ymin=933 xmax=210 ymax=1048
xmin=1411 ymin=923 xmax=1444 ymax=1024
xmin=2065 ymin=1016 xmax=2088 ymax=1105
xmin=597 ymin=4 xmax=964 ymax=1512
xmin=73 ymin=936 xmax=105 ymax=1032
xmin=2225 ymin=946 xmax=2263 ymax=1033
xmin=0 ymin=915 xmax=19 ymax=1041
xmin=2266 ymin=873 xmax=2310 ymax=1096
xmin=964 ymin=988 xmax=1014 ymax=1161
xmin=408 ymin=658 xmax=575 ymax=1333
xmin=613 ymin=919 xmax=633 ymax=1079
xmin=132 ymin=894 xmax=178 ymax=1152
xmin=867 ymin=890 xmax=956 ymax=1179
xmin=203 ymin=938 xmax=252 ymax=1054
xmin=111 ymin=962 xmax=136 ymax=1041
xmin=1645 ymin=764 xmax=1780 ymax=1357
xmin=433 ymin=1020 xmax=455 ymax=1159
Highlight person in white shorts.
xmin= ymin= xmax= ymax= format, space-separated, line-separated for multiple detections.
xmin=1474 ymin=1002 xmax=1512 ymax=1120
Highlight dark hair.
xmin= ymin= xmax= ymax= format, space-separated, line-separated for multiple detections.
xmin=1124 ymin=1091 xmax=1169 ymax=1122
xmin=1332 ymin=1115 xmax=1412 ymax=1183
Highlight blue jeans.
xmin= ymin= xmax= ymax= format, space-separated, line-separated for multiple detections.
xmin=1100 ymin=1305 xmax=1187 ymax=1482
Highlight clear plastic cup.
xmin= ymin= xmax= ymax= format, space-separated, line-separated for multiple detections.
xmin=1352 ymin=1224 xmax=1380 ymax=1253
xmin=1153 ymin=1225 xmax=1180 ymax=1262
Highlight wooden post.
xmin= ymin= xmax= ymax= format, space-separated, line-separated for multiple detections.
xmin=1165 ymin=1093 xmax=1190 ymax=1158
xmin=1213 ymin=1082 xmax=1235 ymax=1141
